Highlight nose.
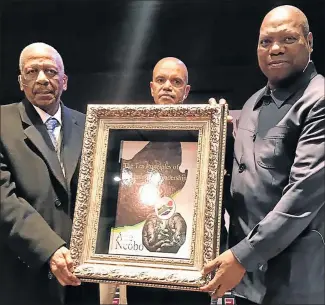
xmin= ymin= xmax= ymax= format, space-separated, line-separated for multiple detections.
xmin=162 ymin=80 xmax=172 ymax=89
xmin=36 ymin=70 xmax=49 ymax=85
xmin=270 ymin=41 xmax=284 ymax=55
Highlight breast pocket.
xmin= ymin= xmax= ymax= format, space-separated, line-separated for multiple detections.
xmin=256 ymin=126 xmax=295 ymax=169
xmin=234 ymin=125 xmax=255 ymax=166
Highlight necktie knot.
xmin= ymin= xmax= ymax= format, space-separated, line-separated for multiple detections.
xmin=45 ymin=117 xmax=59 ymax=132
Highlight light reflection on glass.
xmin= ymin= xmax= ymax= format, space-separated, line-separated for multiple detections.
xmin=121 ymin=168 xmax=133 ymax=186
xmin=139 ymin=183 xmax=160 ymax=206
xmin=147 ymin=171 xmax=163 ymax=186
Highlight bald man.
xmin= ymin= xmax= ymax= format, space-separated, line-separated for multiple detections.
xmin=202 ymin=6 xmax=324 ymax=305
xmin=125 ymin=57 xmax=212 ymax=305
xmin=150 ymin=57 xmax=191 ymax=105
xmin=0 ymin=43 xmax=99 ymax=305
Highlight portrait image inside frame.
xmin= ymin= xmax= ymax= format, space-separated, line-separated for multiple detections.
xmin=70 ymin=104 xmax=227 ymax=291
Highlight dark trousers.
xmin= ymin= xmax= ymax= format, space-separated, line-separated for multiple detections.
xmin=234 ymin=296 xmax=259 ymax=305
xmin=127 ymin=286 xmax=211 ymax=305
xmin=65 ymin=282 xmax=100 ymax=305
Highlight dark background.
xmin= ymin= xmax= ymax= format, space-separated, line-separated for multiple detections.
xmin=0 ymin=0 xmax=324 ymax=113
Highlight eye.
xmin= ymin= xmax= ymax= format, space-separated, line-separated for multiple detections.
xmin=26 ymin=69 xmax=38 ymax=75
xmin=156 ymin=78 xmax=165 ymax=84
xmin=283 ymin=36 xmax=297 ymax=44
xmin=260 ymin=38 xmax=271 ymax=47
xmin=45 ymin=69 xmax=58 ymax=77
xmin=172 ymin=79 xmax=183 ymax=87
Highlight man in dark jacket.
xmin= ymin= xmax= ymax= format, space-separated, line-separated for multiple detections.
xmin=0 ymin=42 xmax=99 ymax=305
xmin=201 ymin=5 xmax=324 ymax=305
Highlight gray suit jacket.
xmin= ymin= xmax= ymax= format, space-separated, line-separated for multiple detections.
xmin=229 ymin=63 xmax=325 ymax=304
xmin=0 ymin=99 xmax=98 ymax=305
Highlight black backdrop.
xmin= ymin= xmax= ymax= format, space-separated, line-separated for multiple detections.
xmin=0 ymin=0 xmax=324 ymax=113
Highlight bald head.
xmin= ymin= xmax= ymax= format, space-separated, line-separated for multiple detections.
xmin=150 ymin=57 xmax=190 ymax=105
xmin=153 ymin=57 xmax=189 ymax=84
xmin=262 ymin=5 xmax=309 ymax=38
xmin=257 ymin=5 xmax=313 ymax=89
xmin=19 ymin=42 xmax=64 ymax=72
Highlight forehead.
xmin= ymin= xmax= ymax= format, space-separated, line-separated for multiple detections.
xmin=154 ymin=62 xmax=187 ymax=79
xmin=260 ymin=16 xmax=303 ymax=36
xmin=22 ymin=48 xmax=62 ymax=69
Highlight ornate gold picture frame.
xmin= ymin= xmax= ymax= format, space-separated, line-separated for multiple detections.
xmin=70 ymin=103 xmax=228 ymax=291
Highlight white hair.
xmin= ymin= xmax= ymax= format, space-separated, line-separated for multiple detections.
xmin=19 ymin=42 xmax=65 ymax=72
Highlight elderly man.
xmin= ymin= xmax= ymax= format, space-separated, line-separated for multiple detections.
xmin=0 ymin=42 xmax=99 ymax=305
xmin=201 ymin=5 xmax=324 ymax=305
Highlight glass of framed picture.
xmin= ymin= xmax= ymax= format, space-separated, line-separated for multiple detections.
xmin=70 ymin=103 xmax=227 ymax=291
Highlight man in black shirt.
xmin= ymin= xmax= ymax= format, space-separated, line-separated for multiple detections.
xmin=201 ymin=5 xmax=324 ymax=305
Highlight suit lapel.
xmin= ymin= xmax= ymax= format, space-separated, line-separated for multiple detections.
xmin=19 ymin=100 xmax=68 ymax=192
xmin=61 ymin=105 xmax=84 ymax=187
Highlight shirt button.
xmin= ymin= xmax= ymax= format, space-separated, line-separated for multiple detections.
xmin=238 ymin=164 xmax=246 ymax=173
xmin=252 ymin=134 xmax=256 ymax=142
xmin=258 ymin=263 xmax=267 ymax=272
xmin=54 ymin=199 xmax=62 ymax=207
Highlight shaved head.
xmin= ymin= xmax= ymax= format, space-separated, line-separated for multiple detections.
xmin=153 ymin=57 xmax=189 ymax=84
xmin=150 ymin=57 xmax=190 ymax=105
xmin=262 ymin=5 xmax=309 ymax=38
xmin=19 ymin=42 xmax=64 ymax=72
xmin=257 ymin=5 xmax=312 ymax=88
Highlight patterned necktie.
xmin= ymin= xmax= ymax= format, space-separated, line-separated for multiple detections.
xmin=45 ymin=117 xmax=59 ymax=150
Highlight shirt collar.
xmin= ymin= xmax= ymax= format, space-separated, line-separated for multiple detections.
xmin=33 ymin=103 xmax=62 ymax=125
xmin=254 ymin=61 xmax=318 ymax=110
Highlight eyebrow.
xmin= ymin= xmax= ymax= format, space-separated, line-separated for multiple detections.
xmin=260 ymin=28 xmax=299 ymax=36
xmin=155 ymin=74 xmax=185 ymax=81
xmin=24 ymin=63 xmax=59 ymax=70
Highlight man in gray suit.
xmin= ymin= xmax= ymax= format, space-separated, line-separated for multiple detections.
xmin=0 ymin=42 xmax=99 ymax=304
xmin=201 ymin=5 xmax=324 ymax=305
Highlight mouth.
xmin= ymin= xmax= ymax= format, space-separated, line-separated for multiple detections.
xmin=35 ymin=90 xmax=54 ymax=96
xmin=268 ymin=60 xmax=289 ymax=67
xmin=34 ymin=91 xmax=54 ymax=100
xmin=159 ymin=94 xmax=174 ymax=99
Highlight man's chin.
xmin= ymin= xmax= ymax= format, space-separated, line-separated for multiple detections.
xmin=157 ymin=97 xmax=178 ymax=105
xmin=32 ymin=98 xmax=59 ymax=111
xmin=268 ymin=71 xmax=301 ymax=88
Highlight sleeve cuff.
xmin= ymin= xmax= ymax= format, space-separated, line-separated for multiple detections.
xmin=13 ymin=212 xmax=66 ymax=269
xmin=230 ymin=238 xmax=266 ymax=272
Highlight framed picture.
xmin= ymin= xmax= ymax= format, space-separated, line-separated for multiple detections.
xmin=70 ymin=103 xmax=228 ymax=291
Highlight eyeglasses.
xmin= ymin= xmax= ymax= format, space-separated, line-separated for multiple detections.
xmin=22 ymin=68 xmax=59 ymax=81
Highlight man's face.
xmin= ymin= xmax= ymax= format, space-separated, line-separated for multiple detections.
xmin=150 ymin=61 xmax=190 ymax=105
xmin=19 ymin=47 xmax=67 ymax=112
xmin=257 ymin=15 xmax=312 ymax=87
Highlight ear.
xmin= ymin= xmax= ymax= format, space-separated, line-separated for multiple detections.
xmin=18 ymin=75 xmax=24 ymax=91
xmin=62 ymin=74 xmax=68 ymax=91
xmin=184 ymin=84 xmax=191 ymax=99
xmin=307 ymin=32 xmax=313 ymax=53
xmin=150 ymin=81 xmax=154 ymax=97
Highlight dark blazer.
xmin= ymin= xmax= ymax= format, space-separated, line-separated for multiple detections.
xmin=0 ymin=99 xmax=99 ymax=305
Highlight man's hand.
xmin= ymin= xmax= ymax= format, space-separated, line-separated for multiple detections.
xmin=200 ymin=249 xmax=246 ymax=299
xmin=208 ymin=98 xmax=233 ymax=123
xmin=49 ymin=246 xmax=81 ymax=286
